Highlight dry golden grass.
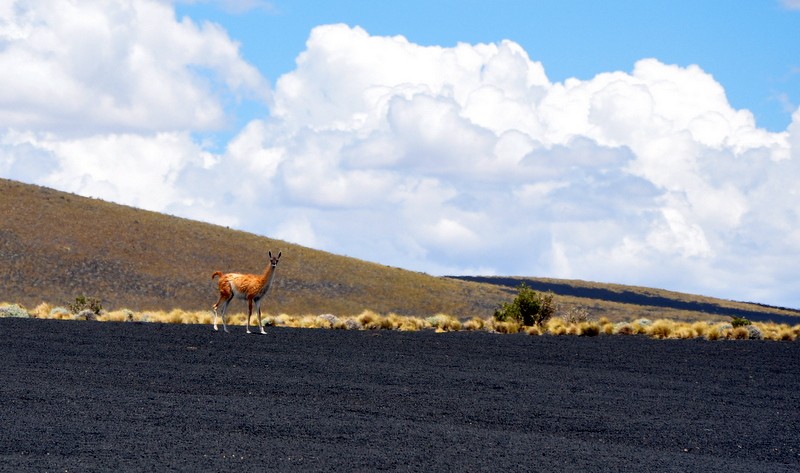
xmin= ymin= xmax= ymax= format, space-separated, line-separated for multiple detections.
xmin=545 ymin=318 xmax=567 ymax=336
xmin=647 ymin=320 xmax=675 ymax=339
xmin=487 ymin=319 xmax=521 ymax=334
xmin=577 ymin=321 xmax=601 ymax=336
xmin=427 ymin=314 xmax=462 ymax=332
xmin=462 ymin=317 xmax=485 ymax=331
xmin=525 ymin=325 xmax=543 ymax=336
xmin=4 ymin=301 xmax=800 ymax=342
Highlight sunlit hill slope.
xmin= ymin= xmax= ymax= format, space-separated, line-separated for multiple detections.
xmin=2 ymin=177 xmax=798 ymax=324
xmin=0 ymin=178 xmax=510 ymax=317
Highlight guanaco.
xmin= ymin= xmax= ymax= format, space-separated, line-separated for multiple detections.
xmin=211 ymin=251 xmax=281 ymax=334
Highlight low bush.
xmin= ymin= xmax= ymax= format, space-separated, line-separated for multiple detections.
xmin=731 ymin=316 xmax=751 ymax=327
xmin=561 ymin=306 xmax=591 ymax=324
xmin=69 ymin=295 xmax=103 ymax=316
xmin=493 ymin=283 xmax=556 ymax=327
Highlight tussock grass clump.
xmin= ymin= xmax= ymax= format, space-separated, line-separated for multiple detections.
xmin=427 ymin=314 xmax=461 ymax=332
xmin=692 ymin=321 xmax=712 ymax=338
xmin=672 ymin=326 xmax=696 ymax=339
xmin=647 ymin=320 xmax=675 ymax=339
xmin=462 ymin=317 xmax=485 ymax=331
xmin=0 ymin=304 xmax=29 ymax=318
xmin=317 ymin=314 xmax=339 ymax=328
xmin=357 ymin=310 xmax=383 ymax=330
xmin=776 ymin=327 xmax=797 ymax=341
xmin=396 ymin=315 xmax=428 ymax=331
xmin=756 ymin=323 xmax=797 ymax=341
xmin=48 ymin=306 xmax=72 ymax=319
xmin=728 ymin=326 xmax=750 ymax=340
xmin=31 ymin=303 xmax=52 ymax=318
xmin=545 ymin=318 xmax=567 ymax=336
xmin=600 ymin=321 xmax=615 ymax=335
xmin=577 ymin=321 xmax=601 ymax=337
xmin=525 ymin=325 xmax=543 ymax=336
xmin=705 ymin=326 xmax=722 ymax=341
xmin=613 ymin=323 xmax=636 ymax=336
xmin=487 ymin=318 xmax=521 ymax=334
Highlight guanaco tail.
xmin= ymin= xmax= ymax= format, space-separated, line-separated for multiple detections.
xmin=211 ymin=251 xmax=281 ymax=334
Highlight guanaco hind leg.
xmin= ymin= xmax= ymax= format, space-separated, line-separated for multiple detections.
xmin=212 ymin=294 xmax=233 ymax=333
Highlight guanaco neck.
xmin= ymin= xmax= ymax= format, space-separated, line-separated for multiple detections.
xmin=260 ymin=263 xmax=278 ymax=292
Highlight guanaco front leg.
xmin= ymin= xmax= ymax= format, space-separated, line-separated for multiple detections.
xmin=246 ymin=298 xmax=254 ymax=334
xmin=256 ymin=300 xmax=267 ymax=334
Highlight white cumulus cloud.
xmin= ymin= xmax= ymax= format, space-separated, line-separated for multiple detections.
xmin=0 ymin=0 xmax=267 ymax=133
xmin=1 ymin=14 xmax=799 ymax=308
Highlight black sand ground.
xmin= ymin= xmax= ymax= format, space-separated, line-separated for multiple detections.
xmin=1 ymin=318 xmax=798 ymax=472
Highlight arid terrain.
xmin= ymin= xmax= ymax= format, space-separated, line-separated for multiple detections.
xmin=1 ymin=317 xmax=798 ymax=472
xmin=2 ymin=177 xmax=799 ymax=324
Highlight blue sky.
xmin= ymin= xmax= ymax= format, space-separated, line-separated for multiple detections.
xmin=177 ymin=0 xmax=800 ymax=132
xmin=2 ymin=0 xmax=800 ymax=308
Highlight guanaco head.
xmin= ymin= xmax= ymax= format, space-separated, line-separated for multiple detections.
xmin=269 ymin=251 xmax=282 ymax=268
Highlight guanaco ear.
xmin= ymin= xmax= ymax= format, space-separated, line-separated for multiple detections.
xmin=277 ymin=251 xmax=282 ymax=259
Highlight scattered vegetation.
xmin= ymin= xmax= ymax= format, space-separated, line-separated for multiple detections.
xmin=4 ymin=178 xmax=800 ymax=328
xmin=493 ymin=283 xmax=556 ymax=326
xmin=68 ymin=295 xmax=103 ymax=317
xmin=3 ymin=301 xmax=798 ymax=342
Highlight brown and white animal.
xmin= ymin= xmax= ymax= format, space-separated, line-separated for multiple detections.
xmin=211 ymin=251 xmax=281 ymax=334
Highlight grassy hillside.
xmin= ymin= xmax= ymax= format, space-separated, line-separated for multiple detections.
xmin=0 ymin=178 xmax=510 ymax=317
xmin=1 ymin=177 xmax=798 ymax=324
xmin=451 ymin=276 xmax=800 ymax=325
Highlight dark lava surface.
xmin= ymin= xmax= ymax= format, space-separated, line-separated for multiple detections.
xmin=1 ymin=318 xmax=798 ymax=472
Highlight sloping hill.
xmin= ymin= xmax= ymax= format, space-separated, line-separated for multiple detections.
xmin=0 ymin=178 xmax=510 ymax=316
xmin=451 ymin=276 xmax=800 ymax=325
xmin=2 ymin=177 xmax=798 ymax=324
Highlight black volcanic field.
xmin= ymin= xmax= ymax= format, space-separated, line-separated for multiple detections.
xmin=1 ymin=318 xmax=798 ymax=472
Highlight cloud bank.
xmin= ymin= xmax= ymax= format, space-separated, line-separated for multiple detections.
xmin=1 ymin=3 xmax=799 ymax=307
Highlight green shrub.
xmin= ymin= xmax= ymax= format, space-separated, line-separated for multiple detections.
xmin=493 ymin=283 xmax=556 ymax=327
xmin=0 ymin=304 xmax=29 ymax=318
xmin=69 ymin=295 xmax=103 ymax=316
xmin=731 ymin=316 xmax=751 ymax=327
